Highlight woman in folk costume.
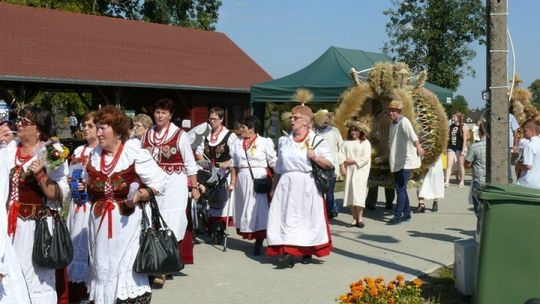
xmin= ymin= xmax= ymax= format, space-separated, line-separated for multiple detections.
xmin=229 ymin=115 xmax=277 ymax=256
xmin=339 ymin=120 xmax=371 ymax=228
xmin=66 ymin=111 xmax=98 ymax=302
xmin=3 ymin=106 xmax=69 ymax=303
xmin=141 ymin=98 xmax=200 ymax=286
xmin=86 ymin=106 xmax=167 ymax=304
xmin=0 ymin=123 xmax=31 ymax=304
xmin=195 ymin=107 xmax=238 ymax=243
xmin=266 ymin=89 xmax=334 ymax=267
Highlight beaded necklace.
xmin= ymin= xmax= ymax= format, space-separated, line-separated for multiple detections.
xmin=100 ymin=143 xmax=124 ymax=176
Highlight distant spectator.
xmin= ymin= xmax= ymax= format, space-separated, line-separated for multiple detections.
xmin=132 ymin=114 xmax=153 ymax=140
xmin=472 ymin=118 xmax=482 ymax=143
xmin=314 ymin=109 xmax=343 ymax=219
xmin=516 ymin=119 xmax=540 ymax=189
xmin=445 ymin=112 xmax=468 ymax=187
xmin=69 ymin=111 xmax=78 ymax=137
xmin=508 ymin=112 xmax=520 ymax=183
xmin=465 ymin=124 xmax=487 ymax=216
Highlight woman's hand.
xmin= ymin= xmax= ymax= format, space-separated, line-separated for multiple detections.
xmin=307 ymin=148 xmax=316 ymax=160
xmin=28 ymin=159 xmax=46 ymax=175
xmin=132 ymin=188 xmax=148 ymax=205
xmin=340 ymin=167 xmax=347 ymax=176
xmin=191 ymin=187 xmax=201 ymax=200
xmin=345 ymin=158 xmax=356 ymax=166
xmin=227 ymin=182 xmax=236 ymax=192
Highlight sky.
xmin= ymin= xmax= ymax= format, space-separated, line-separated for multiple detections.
xmin=216 ymin=0 xmax=540 ymax=109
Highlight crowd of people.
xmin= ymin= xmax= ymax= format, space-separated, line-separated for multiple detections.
xmin=0 ymin=95 xmax=538 ymax=303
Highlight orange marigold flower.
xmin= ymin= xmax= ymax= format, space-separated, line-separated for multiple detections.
xmin=369 ymin=287 xmax=378 ymax=296
xmin=398 ymin=280 xmax=405 ymax=287
xmin=396 ymin=275 xmax=404 ymax=281
xmin=376 ymin=276 xmax=385 ymax=283
xmin=411 ymin=278 xmax=423 ymax=288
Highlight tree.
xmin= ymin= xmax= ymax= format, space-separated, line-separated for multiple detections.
xmin=383 ymin=0 xmax=485 ymax=90
xmin=7 ymin=0 xmax=222 ymax=31
xmin=450 ymin=95 xmax=469 ymax=115
xmin=529 ymin=79 xmax=540 ymax=109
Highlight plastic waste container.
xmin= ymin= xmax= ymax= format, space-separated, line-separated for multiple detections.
xmin=475 ymin=184 xmax=540 ymax=304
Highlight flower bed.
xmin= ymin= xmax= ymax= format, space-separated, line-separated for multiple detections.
xmin=337 ymin=275 xmax=427 ymax=304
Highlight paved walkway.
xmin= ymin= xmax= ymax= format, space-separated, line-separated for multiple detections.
xmin=153 ymin=181 xmax=476 ymax=304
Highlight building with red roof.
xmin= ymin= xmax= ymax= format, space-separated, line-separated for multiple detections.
xmin=0 ymin=2 xmax=271 ymax=126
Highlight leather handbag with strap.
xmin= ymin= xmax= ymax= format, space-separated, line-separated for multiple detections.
xmin=244 ymin=148 xmax=272 ymax=194
xmin=310 ymin=135 xmax=336 ymax=194
xmin=133 ymin=187 xmax=183 ymax=275
xmin=33 ymin=183 xmax=74 ymax=269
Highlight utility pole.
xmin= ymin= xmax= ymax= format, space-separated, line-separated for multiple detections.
xmin=486 ymin=0 xmax=508 ymax=184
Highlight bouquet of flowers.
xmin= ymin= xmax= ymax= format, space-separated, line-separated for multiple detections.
xmin=41 ymin=137 xmax=70 ymax=171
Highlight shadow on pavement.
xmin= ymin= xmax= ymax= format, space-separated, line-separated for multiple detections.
xmin=407 ymin=230 xmax=464 ymax=243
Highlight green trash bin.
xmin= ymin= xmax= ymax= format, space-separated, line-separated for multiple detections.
xmin=475 ymin=184 xmax=540 ymax=304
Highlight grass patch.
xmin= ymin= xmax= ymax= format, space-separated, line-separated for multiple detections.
xmin=418 ymin=265 xmax=470 ymax=304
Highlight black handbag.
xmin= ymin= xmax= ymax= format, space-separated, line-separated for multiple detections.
xmin=244 ymin=148 xmax=272 ymax=194
xmin=310 ymin=136 xmax=336 ymax=194
xmin=133 ymin=188 xmax=183 ymax=275
xmin=33 ymin=210 xmax=74 ymax=269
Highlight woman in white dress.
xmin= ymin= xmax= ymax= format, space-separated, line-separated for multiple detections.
xmin=230 ymin=115 xmax=277 ymax=256
xmin=414 ymin=155 xmax=445 ymax=213
xmin=4 ymin=106 xmax=69 ymax=304
xmin=86 ymin=106 xmax=167 ymax=304
xmin=0 ymin=123 xmax=31 ymax=304
xmin=141 ymin=99 xmax=200 ymax=286
xmin=195 ymin=107 xmax=237 ymax=244
xmin=339 ymin=120 xmax=371 ymax=228
xmin=67 ymin=111 xmax=98 ymax=301
xmin=267 ymin=91 xmax=334 ymax=266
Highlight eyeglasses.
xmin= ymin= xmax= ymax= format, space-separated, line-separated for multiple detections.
xmin=289 ymin=115 xmax=304 ymax=121
xmin=16 ymin=117 xmax=35 ymax=127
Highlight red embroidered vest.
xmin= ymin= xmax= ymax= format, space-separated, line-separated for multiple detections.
xmin=8 ymin=167 xmax=44 ymax=219
xmin=142 ymin=128 xmax=185 ymax=175
xmin=86 ymin=163 xmax=141 ymax=217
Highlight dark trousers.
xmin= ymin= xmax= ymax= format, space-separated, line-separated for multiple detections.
xmin=394 ymin=169 xmax=412 ymax=218
xmin=366 ymin=186 xmax=395 ymax=208
xmin=326 ymin=176 xmax=338 ymax=214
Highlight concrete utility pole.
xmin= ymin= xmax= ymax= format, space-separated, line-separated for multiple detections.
xmin=486 ymin=0 xmax=508 ymax=184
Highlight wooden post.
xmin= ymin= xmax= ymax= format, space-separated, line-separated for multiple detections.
xmin=486 ymin=0 xmax=508 ymax=184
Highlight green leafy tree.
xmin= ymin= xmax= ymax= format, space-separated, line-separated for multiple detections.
xmin=529 ymin=79 xmax=540 ymax=109
xmin=7 ymin=0 xmax=222 ymax=30
xmin=450 ymin=95 xmax=469 ymax=115
xmin=383 ymin=0 xmax=485 ymax=90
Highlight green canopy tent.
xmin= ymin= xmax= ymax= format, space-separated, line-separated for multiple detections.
xmin=250 ymin=46 xmax=453 ymax=138
xmin=251 ymin=46 xmax=453 ymax=104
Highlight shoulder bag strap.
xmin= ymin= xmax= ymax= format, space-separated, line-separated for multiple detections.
xmin=244 ymin=148 xmax=255 ymax=181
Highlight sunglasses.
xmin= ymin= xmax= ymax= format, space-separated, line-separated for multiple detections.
xmin=16 ymin=117 xmax=35 ymax=127
xmin=289 ymin=115 xmax=304 ymax=121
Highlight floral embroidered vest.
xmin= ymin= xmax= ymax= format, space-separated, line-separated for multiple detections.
xmin=142 ymin=128 xmax=184 ymax=175
xmin=204 ymin=131 xmax=233 ymax=165
xmin=8 ymin=167 xmax=44 ymax=219
xmin=86 ymin=163 xmax=141 ymax=217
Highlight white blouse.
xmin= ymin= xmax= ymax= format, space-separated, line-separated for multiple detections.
xmin=231 ymin=136 xmax=277 ymax=169
xmin=274 ymin=130 xmax=334 ymax=175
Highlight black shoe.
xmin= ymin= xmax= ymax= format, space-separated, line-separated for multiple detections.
xmin=253 ymin=239 xmax=263 ymax=256
xmin=413 ymin=204 xmax=426 ymax=213
xmin=366 ymin=204 xmax=376 ymax=211
xmin=301 ymin=255 xmax=312 ymax=264
xmin=356 ymin=221 xmax=365 ymax=228
xmin=385 ymin=203 xmax=393 ymax=210
xmin=388 ymin=217 xmax=402 ymax=225
xmin=432 ymin=202 xmax=439 ymax=212
xmin=403 ymin=214 xmax=412 ymax=222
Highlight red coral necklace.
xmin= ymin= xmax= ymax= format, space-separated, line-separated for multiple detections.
xmin=100 ymin=143 xmax=124 ymax=176
xmin=293 ymin=131 xmax=309 ymax=143
xmin=152 ymin=123 xmax=170 ymax=146
xmin=243 ymin=135 xmax=257 ymax=150
xmin=15 ymin=144 xmax=33 ymax=167
xmin=210 ymin=126 xmax=223 ymax=144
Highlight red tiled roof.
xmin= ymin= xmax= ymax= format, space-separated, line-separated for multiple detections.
xmin=0 ymin=3 xmax=271 ymax=92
